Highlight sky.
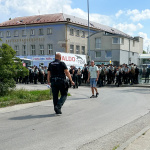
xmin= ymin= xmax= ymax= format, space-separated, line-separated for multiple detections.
xmin=0 ymin=0 xmax=150 ymax=51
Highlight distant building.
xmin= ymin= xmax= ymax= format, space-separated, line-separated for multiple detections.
xmin=0 ymin=13 xmax=142 ymax=66
xmin=89 ymin=31 xmax=143 ymax=66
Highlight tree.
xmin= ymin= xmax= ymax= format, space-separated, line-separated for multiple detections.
xmin=143 ymin=50 xmax=147 ymax=54
xmin=0 ymin=43 xmax=29 ymax=96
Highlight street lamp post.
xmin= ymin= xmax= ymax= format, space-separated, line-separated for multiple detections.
xmin=87 ymin=0 xmax=91 ymax=64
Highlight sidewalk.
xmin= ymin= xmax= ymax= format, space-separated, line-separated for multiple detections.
xmin=124 ymin=128 xmax=150 ymax=150
xmin=81 ymin=83 xmax=150 ymax=88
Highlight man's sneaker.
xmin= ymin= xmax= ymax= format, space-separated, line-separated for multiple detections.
xmin=54 ymin=106 xmax=62 ymax=114
xmin=90 ymin=95 xmax=95 ymax=98
xmin=96 ymin=93 xmax=99 ymax=97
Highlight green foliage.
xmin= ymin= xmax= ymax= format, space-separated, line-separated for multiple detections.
xmin=0 ymin=89 xmax=52 ymax=107
xmin=143 ymin=50 xmax=147 ymax=54
xmin=112 ymin=145 xmax=119 ymax=150
xmin=0 ymin=44 xmax=29 ymax=96
xmin=0 ymin=89 xmax=71 ymax=108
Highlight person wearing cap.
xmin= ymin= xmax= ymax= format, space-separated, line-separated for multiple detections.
xmin=87 ymin=60 xmax=99 ymax=98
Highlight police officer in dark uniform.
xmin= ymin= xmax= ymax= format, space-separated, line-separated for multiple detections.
xmin=72 ymin=66 xmax=78 ymax=89
xmin=47 ymin=53 xmax=75 ymax=114
xmin=69 ymin=66 xmax=74 ymax=88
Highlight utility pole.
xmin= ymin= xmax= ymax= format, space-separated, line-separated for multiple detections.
xmin=87 ymin=0 xmax=91 ymax=64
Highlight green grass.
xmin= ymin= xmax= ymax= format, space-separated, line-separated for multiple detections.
xmin=0 ymin=89 xmax=70 ymax=108
xmin=112 ymin=145 xmax=119 ymax=150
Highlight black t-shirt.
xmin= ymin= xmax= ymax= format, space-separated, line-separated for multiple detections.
xmin=48 ymin=59 xmax=68 ymax=79
xmin=74 ymin=68 xmax=78 ymax=75
xmin=69 ymin=69 xmax=73 ymax=74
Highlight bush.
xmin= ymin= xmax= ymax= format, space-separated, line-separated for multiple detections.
xmin=0 ymin=44 xmax=29 ymax=96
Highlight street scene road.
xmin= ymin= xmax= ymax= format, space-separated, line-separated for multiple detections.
xmin=0 ymin=86 xmax=150 ymax=150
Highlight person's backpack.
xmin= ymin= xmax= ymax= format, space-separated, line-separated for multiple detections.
xmin=101 ymin=69 xmax=105 ymax=76
xmin=84 ymin=67 xmax=88 ymax=74
xmin=135 ymin=67 xmax=139 ymax=74
xmin=131 ymin=67 xmax=135 ymax=75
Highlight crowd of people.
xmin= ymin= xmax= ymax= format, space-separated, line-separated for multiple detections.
xmin=15 ymin=66 xmax=48 ymax=84
xmin=15 ymin=62 xmax=150 ymax=87
xmin=69 ymin=63 xmax=140 ymax=87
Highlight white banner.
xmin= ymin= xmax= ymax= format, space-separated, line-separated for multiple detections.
xmin=56 ymin=52 xmax=87 ymax=67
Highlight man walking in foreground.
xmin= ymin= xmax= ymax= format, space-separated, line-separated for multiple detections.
xmin=88 ymin=60 xmax=99 ymax=98
xmin=47 ymin=53 xmax=75 ymax=114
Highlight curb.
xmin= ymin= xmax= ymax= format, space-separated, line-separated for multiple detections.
xmin=80 ymin=84 xmax=150 ymax=88
xmin=117 ymin=126 xmax=150 ymax=150
xmin=120 ymin=85 xmax=150 ymax=88
xmin=0 ymin=100 xmax=53 ymax=114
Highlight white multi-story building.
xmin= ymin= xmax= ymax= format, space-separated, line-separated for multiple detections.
xmin=0 ymin=13 xmax=143 ymax=66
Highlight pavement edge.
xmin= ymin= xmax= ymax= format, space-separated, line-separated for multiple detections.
xmin=117 ymin=125 xmax=150 ymax=150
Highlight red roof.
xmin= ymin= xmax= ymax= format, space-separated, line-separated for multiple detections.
xmin=0 ymin=13 xmax=65 ymax=27
xmin=0 ymin=13 xmax=132 ymax=38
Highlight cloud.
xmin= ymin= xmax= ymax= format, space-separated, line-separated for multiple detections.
xmin=127 ymin=9 xmax=150 ymax=22
xmin=63 ymin=4 xmax=112 ymax=25
xmin=114 ymin=9 xmax=150 ymax=22
xmin=0 ymin=0 xmax=112 ymax=26
xmin=115 ymin=10 xmax=124 ymax=18
xmin=113 ymin=23 xmax=143 ymax=35
xmin=0 ymin=0 xmax=71 ymax=22
xmin=138 ymin=32 xmax=150 ymax=51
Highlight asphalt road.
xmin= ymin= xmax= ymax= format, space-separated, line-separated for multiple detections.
xmin=0 ymin=86 xmax=150 ymax=150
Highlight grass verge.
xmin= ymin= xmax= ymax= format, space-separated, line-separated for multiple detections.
xmin=0 ymin=89 xmax=71 ymax=108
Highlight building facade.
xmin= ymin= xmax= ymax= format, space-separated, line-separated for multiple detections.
xmin=0 ymin=13 xmax=98 ymax=60
xmin=0 ymin=13 xmax=142 ymax=66
xmin=89 ymin=31 xmax=143 ymax=66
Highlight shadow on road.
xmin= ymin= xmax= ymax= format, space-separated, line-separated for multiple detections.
xmin=68 ymin=97 xmax=88 ymax=101
xmin=9 ymin=114 xmax=57 ymax=120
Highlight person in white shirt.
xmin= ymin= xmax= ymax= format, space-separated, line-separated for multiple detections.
xmin=87 ymin=60 xmax=99 ymax=98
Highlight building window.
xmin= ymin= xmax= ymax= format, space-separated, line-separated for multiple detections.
xmin=112 ymin=37 xmax=122 ymax=44
xmin=14 ymin=30 xmax=19 ymax=37
xmin=31 ymin=45 xmax=36 ymax=55
xmin=6 ymin=31 xmax=11 ymax=37
xmin=76 ymin=45 xmax=80 ymax=54
xmin=95 ymin=38 xmax=101 ymax=49
xmin=14 ymin=45 xmax=19 ymax=56
xmin=70 ymin=28 xmax=74 ymax=35
xmin=39 ymin=29 xmax=44 ymax=35
xmin=106 ymin=50 xmax=112 ymax=58
xmin=0 ymin=31 xmax=3 ymax=38
xmin=40 ymin=45 xmax=44 ymax=55
xmin=95 ymin=51 xmax=101 ymax=58
xmin=22 ymin=45 xmax=26 ymax=56
xmin=81 ymin=31 xmax=85 ymax=38
xmin=132 ymin=52 xmax=134 ymax=56
xmin=22 ymin=30 xmax=26 ymax=36
xmin=48 ymin=44 xmax=53 ymax=55
xmin=82 ymin=46 xmax=85 ymax=54
xmin=70 ymin=45 xmax=74 ymax=53
xmin=47 ymin=28 xmax=52 ymax=35
xmin=30 ymin=29 xmax=35 ymax=36
xmin=76 ymin=30 xmax=80 ymax=37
